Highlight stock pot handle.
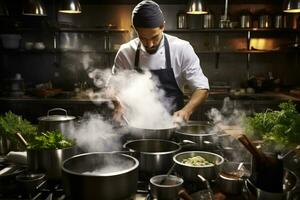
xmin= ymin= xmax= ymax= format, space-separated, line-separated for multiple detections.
xmin=47 ymin=108 xmax=68 ymax=116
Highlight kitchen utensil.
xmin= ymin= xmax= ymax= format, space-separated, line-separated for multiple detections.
xmin=174 ymin=122 xmax=218 ymax=150
xmin=177 ymin=11 xmax=188 ymax=29
xmin=237 ymin=134 xmax=284 ymax=193
xmin=159 ymin=162 xmax=176 ymax=185
xmin=240 ymin=12 xmax=252 ymax=28
xmin=62 ymin=152 xmax=139 ymax=200
xmin=173 ymin=151 xmax=224 ymax=181
xmin=245 ymin=169 xmax=298 ymax=200
xmin=203 ymin=13 xmax=214 ymax=28
xmin=38 ymin=108 xmax=76 ymax=137
xmin=150 ymin=175 xmax=193 ymax=200
xmin=123 ymin=139 xmax=181 ymax=179
xmin=16 ymin=172 xmax=45 ymax=195
xmin=217 ymin=161 xmax=247 ymax=195
xmin=259 ymin=13 xmax=272 ymax=28
xmin=197 ymin=174 xmax=214 ymax=199
xmin=127 ymin=125 xmax=176 ymax=140
xmin=274 ymin=14 xmax=286 ymax=28
xmin=15 ymin=132 xmax=77 ymax=181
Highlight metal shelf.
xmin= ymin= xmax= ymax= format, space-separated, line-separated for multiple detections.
xmin=165 ymin=28 xmax=300 ymax=33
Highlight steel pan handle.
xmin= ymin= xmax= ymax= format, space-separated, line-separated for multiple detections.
xmin=47 ymin=108 xmax=68 ymax=116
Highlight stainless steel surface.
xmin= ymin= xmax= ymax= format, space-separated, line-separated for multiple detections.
xmin=0 ymin=136 xmax=11 ymax=155
xmin=173 ymin=151 xmax=224 ymax=181
xmin=38 ymin=108 xmax=76 ymax=137
xmin=217 ymin=162 xmax=244 ymax=195
xmin=244 ymin=169 xmax=298 ymax=200
xmin=62 ymin=152 xmax=139 ymax=200
xmin=175 ymin=122 xmax=218 ymax=149
xmin=274 ymin=14 xmax=286 ymax=28
xmin=27 ymin=146 xmax=77 ymax=180
xmin=259 ymin=14 xmax=272 ymax=28
xmin=127 ymin=126 xmax=175 ymax=140
xmin=150 ymin=175 xmax=184 ymax=200
xmin=240 ymin=13 xmax=252 ymax=28
xmin=203 ymin=14 xmax=214 ymax=28
xmin=177 ymin=11 xmax=188 ymax=29
xmin=124 ymin=139 xmax=181 ymax=178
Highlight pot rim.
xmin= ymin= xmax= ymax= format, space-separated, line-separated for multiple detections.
xmin=173 ymin=151 xmax=224 ymax=168
xmin=124 ymin=139 xmax=182 ymax=155
xmin=26 ymin=145 xmax=76 ymax=152
xmin=129 ymin=125 xmax=176 ymax=131
xmin=175 ymin=124 xmax=216 ymax=136
xmin=62 ymin=152 xmax=139 ymax=177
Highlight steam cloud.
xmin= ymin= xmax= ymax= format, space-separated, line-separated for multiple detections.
xmin=66 ymin=53 xmax=175 ymax=152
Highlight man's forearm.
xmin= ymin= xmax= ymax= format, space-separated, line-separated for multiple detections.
xmin=182 ymin=89 xmax=209 ymax=115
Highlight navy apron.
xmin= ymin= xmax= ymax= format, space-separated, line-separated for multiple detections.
xmin=134 ymin=36 xmax=184 ymax=113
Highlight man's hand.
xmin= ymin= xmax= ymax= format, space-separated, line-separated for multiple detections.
xmin=112 ymin=100 xmax=124 ymax=123
xmin=173 ymin=108 xmax=192 ymax=123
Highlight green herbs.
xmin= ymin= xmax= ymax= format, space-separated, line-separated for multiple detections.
xmin=245 ymin=101 xmax=300 ymax=149
xmin=27 ymin=130 xmax=75 ymax=150
xmin=0 ymin=111 xmax=37 ymax=145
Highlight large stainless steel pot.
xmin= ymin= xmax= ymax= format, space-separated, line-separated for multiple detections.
xmin=38 ymin=108 xmax=76 ymax=137
xmin=173 ymin=151 xmax=224 ymax=181
xmin=62 ymin=152 xmax=139 ymax=200
xmin=174 ymin=121 xmax=218 ymax=150
xmin=127 ymin=125 xmax=176 ymax=140
xmin=123 ymin=139 xmax=181 ymax=179
xmin=27 ymin=146 xmax=77 ymax=181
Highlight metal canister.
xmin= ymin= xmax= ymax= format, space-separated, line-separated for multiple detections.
xmin=177 ymin=11 xmax=187 ymax=29
xmin=240 ymin=13 xmax=252 ymax=28
xmin=203 ymin=13 xmax=214 ymax=28
xmin=259 ymin=14 xmax=272 ymax=28
xmin=274 ymin=14 xmax=286 ymax=28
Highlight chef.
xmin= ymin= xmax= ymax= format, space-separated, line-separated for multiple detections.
xmin=111 ymin=0 xmax=209 ymax=122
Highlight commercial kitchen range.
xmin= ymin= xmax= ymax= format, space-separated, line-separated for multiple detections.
xmin=0 ymin=123 xmax=299 ymax=200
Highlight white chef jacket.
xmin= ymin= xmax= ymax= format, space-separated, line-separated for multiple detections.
xmin=112 ymin=33 xmax=209 ymax=92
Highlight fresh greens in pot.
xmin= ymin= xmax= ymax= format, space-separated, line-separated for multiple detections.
xmin=0 ymin=111 xmax=37 ymax=148
xmin=244 ymin=101 xmax=300 ymax=149
xmin=27 ymin=130 xmax=75 ymax=150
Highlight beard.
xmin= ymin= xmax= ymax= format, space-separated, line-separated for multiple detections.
xmin=145 ymin=45 xmax=160 ymax=54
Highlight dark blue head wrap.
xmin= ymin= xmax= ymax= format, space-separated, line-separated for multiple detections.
xmin=132 ymin=0 xmax=164 ymax=28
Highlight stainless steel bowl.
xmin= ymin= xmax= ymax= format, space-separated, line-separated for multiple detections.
xmin=173 ymin=151 xmax=224 ymax=181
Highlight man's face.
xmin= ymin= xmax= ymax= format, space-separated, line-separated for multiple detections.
xmin=135 ymin=25 xmax=164 ymax=54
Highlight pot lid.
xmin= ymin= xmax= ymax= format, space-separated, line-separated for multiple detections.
xmin=38 ymin=115 xmax=75 ymax=122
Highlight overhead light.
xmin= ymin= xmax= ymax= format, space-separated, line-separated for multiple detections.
xmin=187 ymin=0 xmax=208 ymax=15
xmin=59 ymin=0 xmax=81 ymax=14
xmin=283 ymin=0 xmax=300 ymax=13
xmin=22 ymin=0 xmax=47 ymax=16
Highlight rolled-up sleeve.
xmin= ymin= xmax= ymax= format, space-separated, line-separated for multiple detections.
xmin=180 ymin=42 xmax=209 ymax=91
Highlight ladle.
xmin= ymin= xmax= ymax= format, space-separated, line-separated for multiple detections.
xmin=159 ymin=162 xmax=176 ymax=185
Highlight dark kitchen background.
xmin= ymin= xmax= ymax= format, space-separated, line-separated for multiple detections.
xmin=0 ymin=0 xmax=299 ymax=122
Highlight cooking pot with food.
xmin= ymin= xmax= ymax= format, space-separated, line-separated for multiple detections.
xmin=62 ymin=152 xmax=139 ymax=200
xmin=123 ymin=139 xmax=181 ymax=179
xmin=38 ymin=108 xmax=76 ymax=137
xmin=173 ymin=151 xmax=224 ymax=181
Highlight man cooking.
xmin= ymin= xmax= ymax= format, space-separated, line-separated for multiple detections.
xmin=111 ymin=0 xmax=209 ymax=123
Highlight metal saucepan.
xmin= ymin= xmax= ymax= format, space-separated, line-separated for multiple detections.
xmin=174 ymin=121 xmax=219 ymax=150
xmin=123 ymin=139 xmax=182 ymax=179
xmin=0 ymin=164 xmax=26 ymax=194
xmin=38 ymin=108 xmax=76 ymax=137
xmin=62 ymin=152 xmax=139 ymax=200
xmin=150 ymin=175 xmax=193 ymax=200
xmin=173 ymin=151 xmax=224 ymax=181
xmin=244 ymin=169 xmax=298 ymax=200
xmin=127 ymin=125 xmax=176 ymax=140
